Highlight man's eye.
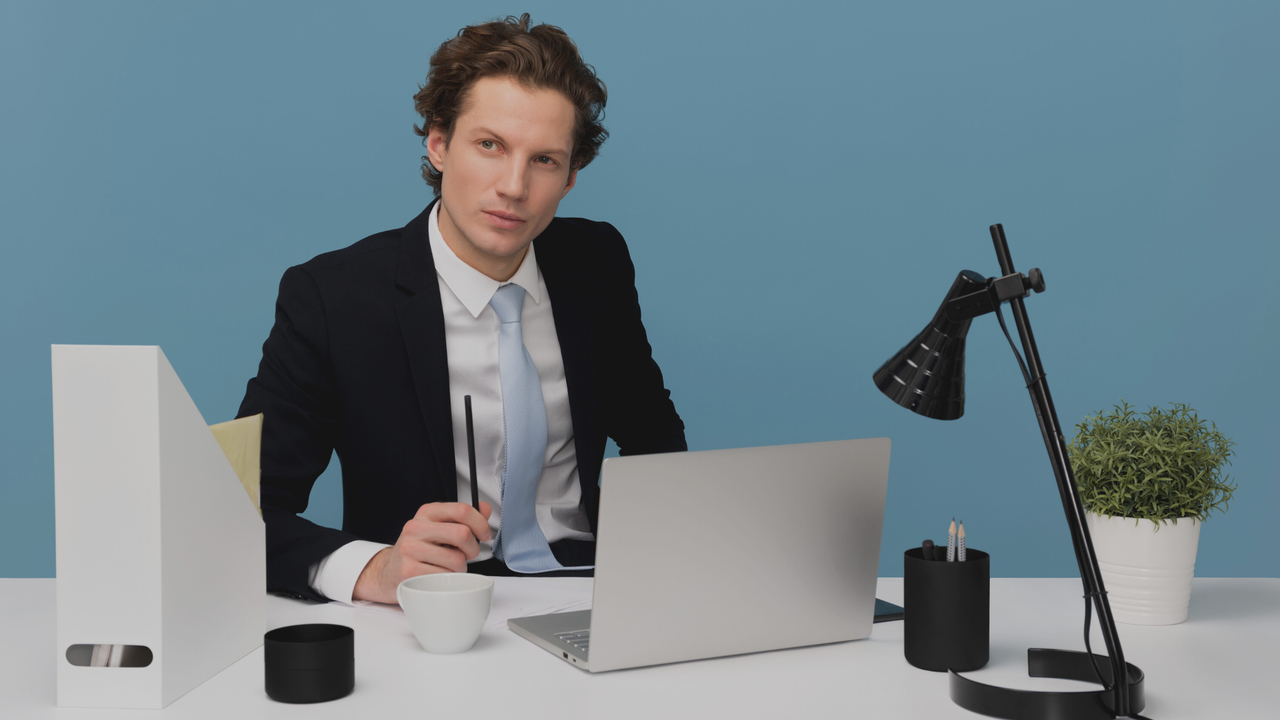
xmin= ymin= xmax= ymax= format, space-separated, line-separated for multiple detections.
xmin=480 ymin=140 xmax=495 ymax=150
xmin=536 ymin=156 xmax=554 ymax=165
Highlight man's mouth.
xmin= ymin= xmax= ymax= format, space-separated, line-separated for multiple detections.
xmin=483 ymin=210 xmax=525 ymax=230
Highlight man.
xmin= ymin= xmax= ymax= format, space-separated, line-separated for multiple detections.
xmin=237 ymin=15 xmax=685 ymax=605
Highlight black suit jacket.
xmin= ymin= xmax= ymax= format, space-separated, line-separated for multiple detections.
xmin=237 ymin=202 xmax=686 ymax=600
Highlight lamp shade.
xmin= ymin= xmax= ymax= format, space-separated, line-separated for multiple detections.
xmin=872 ymin=271 xmax=986 ymax=420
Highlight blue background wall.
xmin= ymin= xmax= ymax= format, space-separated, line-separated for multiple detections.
xmin=3 ymin=1 xmax=1276 ymax=579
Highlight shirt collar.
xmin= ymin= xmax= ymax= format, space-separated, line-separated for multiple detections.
xmin=428 ymin=201 xmax=543 ymax=319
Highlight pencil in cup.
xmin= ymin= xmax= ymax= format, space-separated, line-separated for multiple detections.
xmin=947 ymin=517 xmax=956 ymax=562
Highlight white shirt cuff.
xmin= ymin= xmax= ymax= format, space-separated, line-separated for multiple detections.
xmin=308 ymin=540 xmax=389 ymax=605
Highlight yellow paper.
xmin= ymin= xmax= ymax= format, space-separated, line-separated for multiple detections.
xmin=209 ymin=414 xmax=263 ymax=516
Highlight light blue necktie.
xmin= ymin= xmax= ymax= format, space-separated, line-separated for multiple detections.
xmin=488 ymin=283 xmax=585 ymax=572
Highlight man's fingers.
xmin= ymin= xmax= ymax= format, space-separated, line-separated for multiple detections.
xmin=360 ymin=501 xmax=496 ymax=603
xmin=382 ymin=501 xmax=495 ymax=587
xmin=396 ymin=543 xmax=468 ymax=575
xmin=401 ymin=518 xmax=482 ymax=559
xmin=414 ymin=502 xmax=493 ymax=542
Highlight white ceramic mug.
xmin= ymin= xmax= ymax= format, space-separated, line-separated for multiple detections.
xmin=396 ymin=573 xmax=494 ymax=654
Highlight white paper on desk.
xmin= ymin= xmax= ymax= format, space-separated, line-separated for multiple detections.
xmin=354 ymin=576 xmax=593 ymax=631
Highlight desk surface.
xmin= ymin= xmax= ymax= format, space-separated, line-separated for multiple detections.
xmin=3 ymin=577 xmax=1277 ymax=719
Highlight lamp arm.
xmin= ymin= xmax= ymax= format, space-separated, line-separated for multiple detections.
xmin=989 ymin=224 xmax=1132 ymax=717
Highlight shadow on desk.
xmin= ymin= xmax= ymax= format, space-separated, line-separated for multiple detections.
xmin=1187 ymin=579 xmax=1280 ymax=623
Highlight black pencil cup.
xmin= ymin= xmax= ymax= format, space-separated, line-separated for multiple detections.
xmin=903 ymin=547 xmax=989 ymax=672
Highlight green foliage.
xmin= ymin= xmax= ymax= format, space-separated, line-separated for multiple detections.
xmin=1068 ymin=401 xmax=1236 ymax=522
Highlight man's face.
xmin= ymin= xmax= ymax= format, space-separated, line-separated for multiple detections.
xmin=427 ymin=75 xmax=578 ymax=281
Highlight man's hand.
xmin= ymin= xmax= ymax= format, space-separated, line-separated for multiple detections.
xmin=353 ymin=501 xmax=493 ymax=604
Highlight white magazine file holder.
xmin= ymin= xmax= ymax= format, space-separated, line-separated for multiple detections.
xmin=52 ymin=345 xmax=265 ymax=708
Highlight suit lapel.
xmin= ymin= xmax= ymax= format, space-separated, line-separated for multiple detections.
xmin=536 ymin=233 xmax=602 ymax=527
xmin=394 ymin=201 xmax=458 ymax=502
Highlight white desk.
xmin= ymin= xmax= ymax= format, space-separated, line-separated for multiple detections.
xmin=3 ymin=578 xmax=1276 ymax=719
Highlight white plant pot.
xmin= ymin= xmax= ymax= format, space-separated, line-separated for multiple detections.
xmin=1085 ymin=511 xmax=1201 ymax=625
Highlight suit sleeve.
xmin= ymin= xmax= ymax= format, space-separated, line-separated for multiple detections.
xmin=237 ymin=265 xmax=360 ymax=601
xmin=598 ymin=224 xmax=688 ymax=456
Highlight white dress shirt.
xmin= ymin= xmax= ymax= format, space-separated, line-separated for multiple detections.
xmin=309 ymin=203 xmax=593 ymax=603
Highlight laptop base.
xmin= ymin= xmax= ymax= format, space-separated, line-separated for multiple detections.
xmin=510 ymin=598 xmax=904 ymax=671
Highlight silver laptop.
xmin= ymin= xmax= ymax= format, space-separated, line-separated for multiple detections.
xmin=508 ymin=437 xmax=891 ymax=672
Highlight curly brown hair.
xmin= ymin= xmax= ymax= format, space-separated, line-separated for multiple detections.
xmin=413 ymin=14 xmax=608 ymax=195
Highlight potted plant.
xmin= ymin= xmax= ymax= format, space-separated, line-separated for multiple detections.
xmin=1068 ymin=401 xmax=1236 ymax=625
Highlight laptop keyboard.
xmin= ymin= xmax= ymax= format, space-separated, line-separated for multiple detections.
xmin=555 ymin=629 xmax=591 ymax=652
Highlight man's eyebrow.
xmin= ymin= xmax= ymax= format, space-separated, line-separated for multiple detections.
xmin=471 ymin=126 xmax=507 ymax=144
xmin=471 ymin=126 xmax=570 ymax=159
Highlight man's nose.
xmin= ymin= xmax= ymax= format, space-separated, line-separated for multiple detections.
xmin=495 ymin=158 xmax=528 ymax=201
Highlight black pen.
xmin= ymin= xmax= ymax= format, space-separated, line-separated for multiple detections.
xmin=464 ymin=395 xmax=479 ymax=513
xmin=922 ymin=539 xmax=936 ymax=561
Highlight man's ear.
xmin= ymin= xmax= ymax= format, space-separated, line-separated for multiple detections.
xmin=561 ymin=168 xmax=578 ymax=199
xmin=426 ymin=126 xmax=449 ymax=171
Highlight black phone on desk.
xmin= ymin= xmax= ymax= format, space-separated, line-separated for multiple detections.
xmin=874 ymin=598 xmax=904 ymax=623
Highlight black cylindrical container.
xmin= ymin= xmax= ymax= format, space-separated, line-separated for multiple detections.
xmin=264 ymin=624 xmax=354 ymax=703
xmin=903 ymin=547 xmax=989 ymax=672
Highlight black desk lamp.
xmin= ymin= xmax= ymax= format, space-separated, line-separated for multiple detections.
xmin=873 ymin=225 xmax=1147 ymax=720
